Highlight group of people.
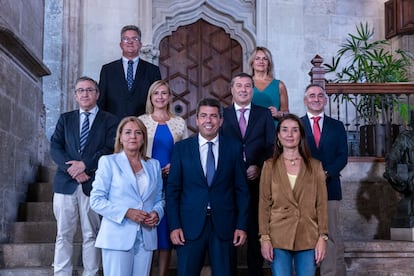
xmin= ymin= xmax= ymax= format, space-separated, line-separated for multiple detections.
xmin=50 ymin=24 xmax=348 ymax=276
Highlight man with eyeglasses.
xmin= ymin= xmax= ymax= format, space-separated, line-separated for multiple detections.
xmin=50 ymin=76 xmax=118 ymax=275
xmin=98 ymin=25 xmax=161 ymax=120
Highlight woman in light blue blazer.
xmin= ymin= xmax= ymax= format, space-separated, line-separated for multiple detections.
xmin=90 ymin=116 xmax=164 ymax=276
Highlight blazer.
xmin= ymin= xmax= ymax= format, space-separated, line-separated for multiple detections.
xmin=138 ymin=114 xmax=188 ymax=157
xmin=166 ymin=135 xmax=250 ymax=241
xmin=98 ymin=58 xmax=161 ymax=120
xmin=50 ymin=109 xmax=118 ymax=196
xmin=221 ymin=103 xmax=275 ymax=170
xmin=258 ymin=158 xmax=328 ymax=251
xmin=301 ymin=115 xmax=348 ymax=200
xmin=90 ymin=151 xmax=164 ymax=251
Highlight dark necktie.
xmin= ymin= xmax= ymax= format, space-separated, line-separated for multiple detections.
xmin=127 ymin=60 xmax=134 ymax=91
xmin=206 ymin=142 xmax=215 ymax=186
xmin=239 ymin=108 xmax=247 ymax=137
xmin=80 ymin=112 xmax=90 ymax=152
xmin=312 ymin=116 xmax=321 ymax=148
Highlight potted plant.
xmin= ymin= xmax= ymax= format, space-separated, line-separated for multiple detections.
xmin=324 ymin=22 xmax=413 ymax=156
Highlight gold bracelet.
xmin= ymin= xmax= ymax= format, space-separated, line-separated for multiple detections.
xmin=259 ymin=235 xmax=271 ymax=242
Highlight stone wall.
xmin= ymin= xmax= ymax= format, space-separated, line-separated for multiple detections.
xmin=0 ymin=0 xmax=49 ymax=242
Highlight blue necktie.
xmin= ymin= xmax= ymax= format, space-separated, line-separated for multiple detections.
xmin=79 ymin=112 xmax=90 ymax=152
xmin=206 ymin=142 xmax=215 ymax=186
xmin=127 ymin=60 xmax=134 ymax=91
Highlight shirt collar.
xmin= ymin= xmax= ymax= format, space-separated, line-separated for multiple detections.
xmin=234 ymin=103 xmax=251 ymax=111
xmin=79 ymin=105 xmax=98 ymax=116
xmin=198 ymin=134 xmax=219 ymax=146
xmin=307 ymin=111 xmax=324 ymax=119
xmin=122 ymin=56 xmax=139 ymax=63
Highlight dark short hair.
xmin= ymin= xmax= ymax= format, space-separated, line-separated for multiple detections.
xmin=75 ymin=76 xmax=99 ymax=93
xmin=120 ymin=25 xmax=141 ymax=41
xmin=305 ymin=83 xmax=325 ymax=94
xmin=196 ymin=98 xmax=223 ymax=118
xmin=230 ymin=72 xmax=253 ymax=87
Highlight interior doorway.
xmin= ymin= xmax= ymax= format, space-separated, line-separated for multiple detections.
xmin=159 ymin=19 xmax=243 ymax=134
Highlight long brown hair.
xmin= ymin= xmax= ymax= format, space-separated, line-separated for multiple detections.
xmin=114 ymin=116 xmax=149 ymax=160
xmin=273 ymin=113 xmax=312 ymax=171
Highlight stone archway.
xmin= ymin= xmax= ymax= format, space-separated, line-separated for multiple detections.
xmin=152 ymin=0 xmax=256 ymax=71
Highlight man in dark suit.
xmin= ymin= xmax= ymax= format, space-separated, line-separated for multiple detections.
xmin=98 ymin=25 xmax=161 ymax=120
xmin=166 ymin=98 xmax=250 ymax=275
xmin=221 ymin=72 xmax=275 ymax=276
xmin=50 ymin=76 xmax=118 ymax=275
xmin=301 ymin=84 xmax=348 ymax=276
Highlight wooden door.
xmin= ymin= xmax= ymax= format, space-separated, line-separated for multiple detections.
xmin=159 ymin=19 xmax=242 ymax=134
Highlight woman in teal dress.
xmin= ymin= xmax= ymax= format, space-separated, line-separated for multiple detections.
xmin=138 ymin=80 xmax=188 ymax=276
xmin=249 ymin=46 xmax=289 ymax=126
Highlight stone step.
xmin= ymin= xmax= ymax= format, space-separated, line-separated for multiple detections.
xmin=0 ymin=267 xmax=101 ymax=276
xmin=17 ymin=202 xmax=53 ymax=222
xmin=1 ymin=243 xmax=55 ymax=268
xmin=0 ymin=267 xmax=271 ymax=276
xmin=10 ymin=221 xmax=82 ymax=243
xmin=0 ymin=242 xmax=270 ymax=275
xmin=26 ymin=182 xmax=53 ymax=202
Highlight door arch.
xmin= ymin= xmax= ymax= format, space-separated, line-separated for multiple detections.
xmin=159 ymin=19 xmax=242 ymax=134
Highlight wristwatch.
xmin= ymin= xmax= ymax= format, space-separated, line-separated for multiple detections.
xmin=320 ymin=234 xmax=329 ymax=241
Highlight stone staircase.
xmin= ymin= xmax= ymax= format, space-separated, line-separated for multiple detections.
xmin=0 ymin=181 xmax=86 ymax=275
xmin=0 ymin=178 xmax=271 ymax=276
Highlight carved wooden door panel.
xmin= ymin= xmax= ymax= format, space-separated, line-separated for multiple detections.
xmin=159 ymin=19 xmax=242 ymax=134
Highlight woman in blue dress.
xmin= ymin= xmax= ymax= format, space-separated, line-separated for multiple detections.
xmin=138 ymin=80 xmax=188 ymax=276
xmin=249 ymin=46 xmax=289 ymax=126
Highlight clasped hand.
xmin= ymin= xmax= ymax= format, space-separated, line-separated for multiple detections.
xmin=126 ymin=209 xmax=159 ymax=227
xmin=66 ymin=160 xmax=90 ymax=183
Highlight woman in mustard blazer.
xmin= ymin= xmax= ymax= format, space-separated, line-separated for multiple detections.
xmin=258 ymin=114 xmax=328 ymax=275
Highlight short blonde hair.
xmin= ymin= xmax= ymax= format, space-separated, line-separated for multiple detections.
xmin=145 ymin=80 xmax=174 ymax=116
xmin=114 ymin=116 xmax=149 ymax=160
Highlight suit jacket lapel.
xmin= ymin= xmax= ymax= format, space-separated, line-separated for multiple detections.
xmin=318 ymin=115 xmax=330 ymax=148
xmin=275 ymin=159 xmax=298 ymax=205
xmin=245 ymin=104 xmax=260 ymax=138
xmin=229 ymin=104 xmax=244 ymax=139
xmin=140 ymin=160 xmax=156 ymax=201
xmin=116 ymin=59 xmax=134 ymax=97
xmin=87 ymin=109 xmax=101 ymax=148
xmin=70 ymin=111 xmax=81 ymax=152
xmin=190 ymin=136 xmax=210 ymax=187
xmin=303 ymin=115 xmax=319 ymax=152
xmin=116 ymin=152 xmax=140 ymax=197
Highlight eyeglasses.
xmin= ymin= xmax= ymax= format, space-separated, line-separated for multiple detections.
xmin=75 ymin=88 xmax=97 ymax=94
xmin=121 ymin=37 xmax=140 ymax=43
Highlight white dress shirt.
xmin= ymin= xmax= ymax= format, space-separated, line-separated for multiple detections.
xmin=198 ymin=134 xmax=219 ymax=176
xmin=306 ymin=111 xmax=324 ymax=134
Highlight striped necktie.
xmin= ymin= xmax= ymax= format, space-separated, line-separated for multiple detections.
xmin=79 ymin=112 xmax=90 ymax=152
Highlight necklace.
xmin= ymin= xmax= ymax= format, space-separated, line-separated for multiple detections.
xmin=283 ymin=157 xmax=300 ymax=166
